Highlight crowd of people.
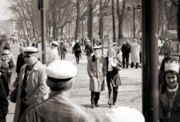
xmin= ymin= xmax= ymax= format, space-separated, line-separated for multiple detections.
xmin=2 ymin=37 xmax=179 ymax=122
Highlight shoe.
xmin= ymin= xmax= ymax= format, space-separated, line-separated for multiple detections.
xmin=91 ymin=104 xmax=95 ymax=108
xmin=95 ymin=104 xmax=99 ymax=107
xmin=109 ymin=104 xmax=112 ymax=108
xmin=113 ymin=102 xmax=115 ymax=105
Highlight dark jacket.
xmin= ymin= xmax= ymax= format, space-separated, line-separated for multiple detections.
xmin=159 ymin=84 xmax=180 ymax=122
xmin=16 ymin=53 xmax=25 ymax=74
xmin=0 ymin=79 xmax=8 ymax=122
xmin=121 ymin=43 xmax=131 ymax=56
xmin=73 ymin=42 xmax=81 ymax=57
xmin=84 ymin=44 xmax=93 ymax=56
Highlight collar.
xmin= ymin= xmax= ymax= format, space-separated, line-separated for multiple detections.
xmin=167 ymin=84 xmax=179 ymax=93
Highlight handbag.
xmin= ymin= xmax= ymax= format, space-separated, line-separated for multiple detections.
xmin=10 ymin=83 xmax=18 ymax=103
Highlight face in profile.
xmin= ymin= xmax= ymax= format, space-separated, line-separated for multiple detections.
xmin=165 ymin=72 xmax=178 ymax=88
xmin=24 ymin=54 xmax=37 ymax=66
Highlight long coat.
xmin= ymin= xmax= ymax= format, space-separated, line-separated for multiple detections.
xmin=46 ymin=48 xmax=59 ymax=66
xmin=14 ymin=61 xmax=49 ymax=122
xmin=131 ymin=43 xmax=140 ymax=63
xmin=159 ymin=85 xmax=180 ymax=122
xmin=87 ymin=55 xmax=105 ymax=92
xmin=20 ymin=93 xmax=100 ymax=122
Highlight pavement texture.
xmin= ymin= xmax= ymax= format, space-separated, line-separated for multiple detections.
xmin=6 ymin=44 xmax=142 ymax=122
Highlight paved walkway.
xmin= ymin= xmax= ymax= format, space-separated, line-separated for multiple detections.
xmin=6 ymin=45 xmax=142 ymax=122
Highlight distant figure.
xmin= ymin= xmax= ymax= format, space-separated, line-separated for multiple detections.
xmin=130 ymin=39 xmax=140 ymax=69
xmin=121 ymin=39 xmax=131 ymax=68
xmin=46 ymin=41 xmax=59 ymax=66
xmin=72 ymin=41 xmax=82 ymax=64
xmin=58 ymin=41 xmax=67 ymax=60
xmin=20 ymin=60 xmax=100 ymax=122
xmin=103 ymin=106 xmax=144 ymax=122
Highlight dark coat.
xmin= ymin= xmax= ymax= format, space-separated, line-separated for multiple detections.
xmin=73 ymin=42 xmax=81 ymax=57
xmin=159 ymin=85 xmax=180 ymax=122
xmin=0 ymin=79 xmax=8 ymax=122
xmin=121 ymin=43 xmax=131 ymax=56
xmin=16 ymin=53 xmax=25 ymax=74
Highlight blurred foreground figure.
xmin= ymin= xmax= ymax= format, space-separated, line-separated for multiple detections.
xmin=103 ymin=106 xmax=144 ymax=122
xmin=21 ymin=60 xmax=100 ymax=122
xmin=159 ymin=58 xmax=180 ymax=122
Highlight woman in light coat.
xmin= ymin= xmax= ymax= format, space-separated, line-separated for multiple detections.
xmin=87 ymin=45 xmax=105 ymax=108
xmin=131 ymin=39 xmax=140 ymax=68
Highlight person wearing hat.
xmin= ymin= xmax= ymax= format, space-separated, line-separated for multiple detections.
xmin=72 ymin=40 xmax=82 ymax=64
xmin=0 ymin=45 xmax=16 ymax=86
xmin=103 ymin=106 xmax=145 ymax=122
xmin=159 ymin=58 xmax=180 ymax=122
xmin=20 ymin=60 xmax=100 ymax=122
xmin=46 ymin=41 xmax=60 ymax=66
xmin=14 ymin=47 xmax=49 ymax=122
xmin=87 ymin=45 xmax=105 ymax=108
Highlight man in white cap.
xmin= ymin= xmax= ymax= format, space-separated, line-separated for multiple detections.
xmin=103 ymin=106 xmax=145 ymax=122
xmin=46 ymin=41 xmax=60 ymax=66
xmin=14 ymin=47 xmax=49 ymax=122
xmin=21 ymin=60 xmax=100 ymax=122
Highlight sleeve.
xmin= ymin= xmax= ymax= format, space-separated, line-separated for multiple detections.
xmin=0 ymin=80 xmax=8 ymax=120
xmin=20 ymin=108 xmax=39 ymax=122
xmin=26 ymin=67 xmax=49 ymax=105
xmin=87 ymin=58 xmax=93 ymax=78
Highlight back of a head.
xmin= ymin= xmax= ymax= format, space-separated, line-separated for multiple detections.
xmin=103 ymin=106 xmax=145 ymax=122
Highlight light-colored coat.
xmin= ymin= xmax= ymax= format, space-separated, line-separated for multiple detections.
xmin=131 ymin=43 xmax=140 ymax=63
xmin=20 ymin=93 xmax=100 ymax=122
xmin=46 ymin=47 xmax=59 ymax=66
xmin=14 ymin=61 xmax=49 ymax=122
xmin=87 ymin=55 xmax=105 ymax=92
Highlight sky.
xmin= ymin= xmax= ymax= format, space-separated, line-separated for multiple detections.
xmin=0 ymin=0 xmax=12 ymax=20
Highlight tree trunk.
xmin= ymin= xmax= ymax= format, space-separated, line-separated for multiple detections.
xmin=87 ymin=0 xmax=93 ymax=41
xmin=112 ymin=0 xmax=116 ymax=43
xmin=178 ymin=1 xmax=180 ymax=40
xmin=99 ymin=0 xmax=104 ymax=54
xmin=75 ymin=0 xmax=80 ymax=41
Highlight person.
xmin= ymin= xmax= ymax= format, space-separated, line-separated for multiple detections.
xmin=20 ymin=60 xmax=100 ymax=122
xmin=103 ymin=106 xmax=145 ymax=122
xmin=103 ymin=44 xmax=121 ymax=108
xmin=0 ymin=78 xmax=8 ymax=122
xmin=0 ymin=45 xmax=16 ymax=86
xmin=16 ymin=47 xmax=25 ymax=77
xmin=130 ymin=39 xmax=140 ymax=69
xmin=159 ymin=58 xmax=180 ymax=122
xmin=84 ymin=40 xmax=93 ymax=59
xmin=87 ymin=45 xmax=105 ymax=108
xmin=72 ymin=40 xmax=82 ymax=64
xmin=46 ymin=41 xmax=60 ymax=66
xmin=121 ymin=39 xmax=131 ymax=68
xmin=14 ymin=47 xmax=49 ymax=122
xmin=58 ymin=41 xmax=67 ymax=60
